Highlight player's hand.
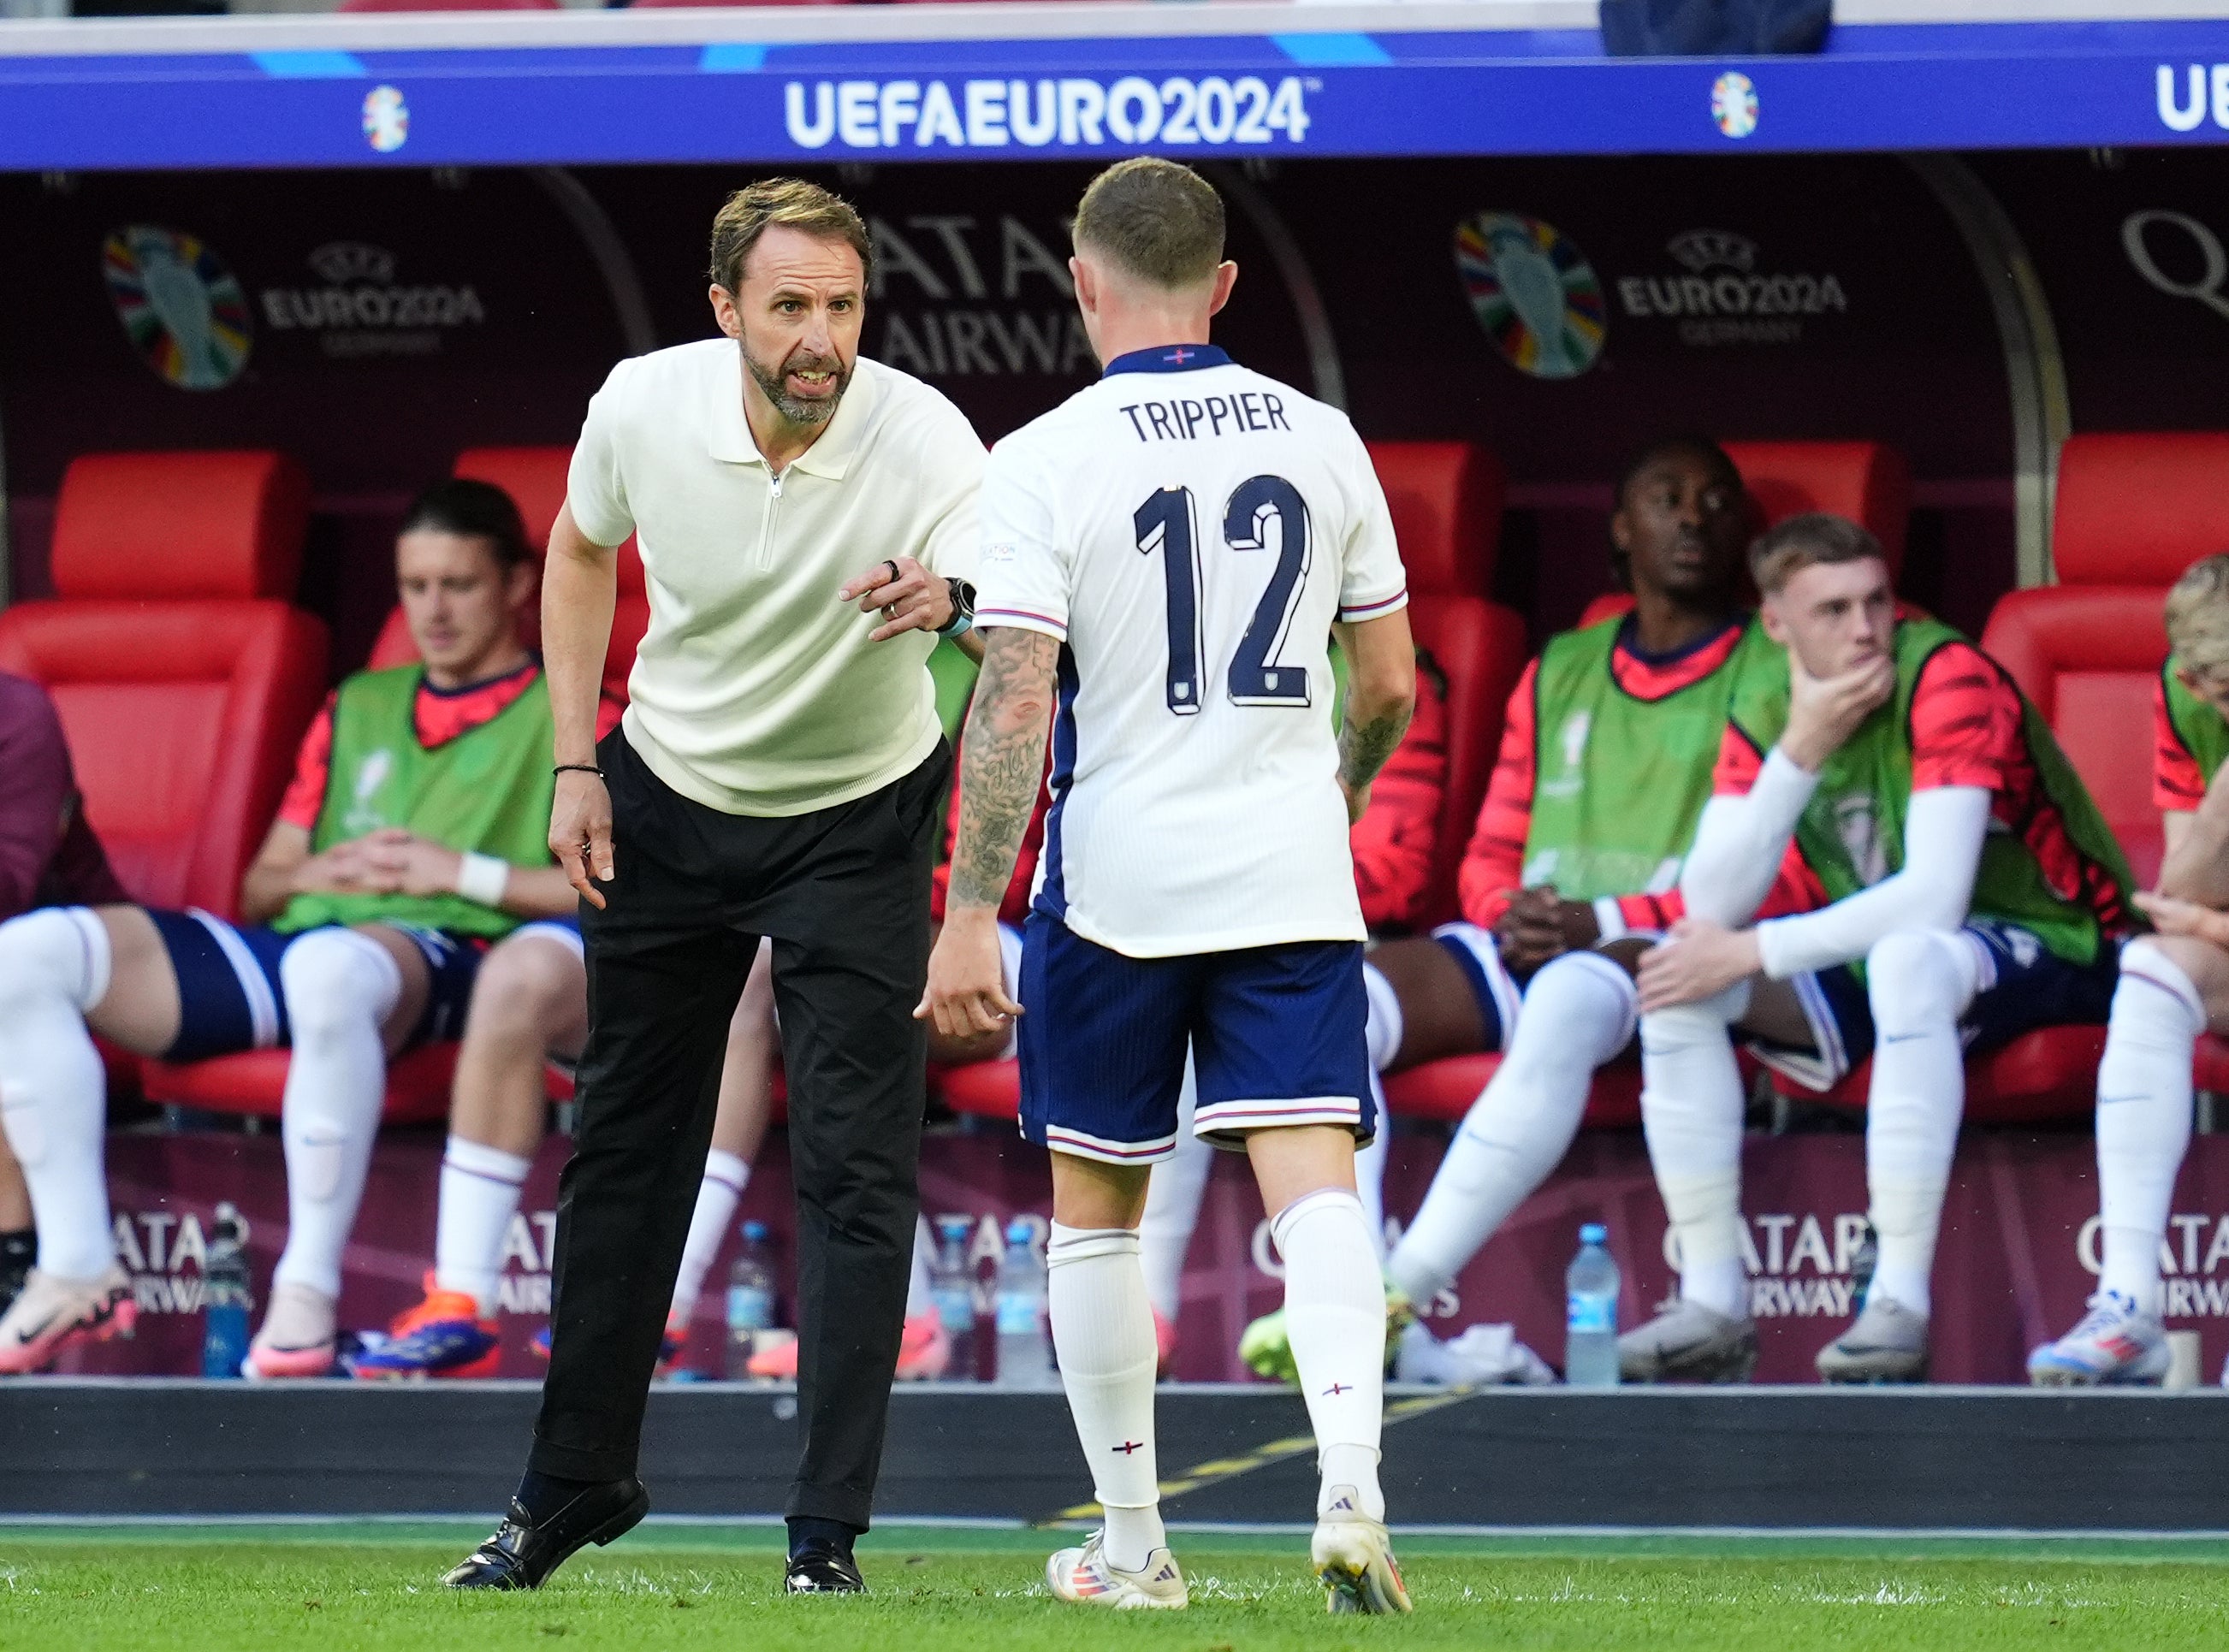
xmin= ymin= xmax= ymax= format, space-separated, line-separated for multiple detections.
xmin=2135 ymin=891 xmax=2229 ymax=948
xmin=1492 ymin=885 xmax=1565 ymax=973
xmin=358 ymin=831 xmax=470 ymax=899
xmin=1505 ymin=889 xmax=1604 ymax=974
xmin=839 ymin=556 xmax=951 ymax=643
xmin=916 ymin=909 xmax=1023 ymax=1039
xmin=549 ymin=770 xmax=616 ymax=909
xmin=1338 ymin=775 xmax=1371 ymax=826
xmin=291 ymin=834 xmax=395 ymax=896
xmin=1779 ymin=650 xmax=1894 ymax=773
xmin=1638 ymin=917 xmax=1763 ymax=1011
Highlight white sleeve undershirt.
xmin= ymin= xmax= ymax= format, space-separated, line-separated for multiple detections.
xmin=1752 ymin=785 xmax=1993 ymax=980
xmin=1678 ymin=748 xmax=1822 ymax=927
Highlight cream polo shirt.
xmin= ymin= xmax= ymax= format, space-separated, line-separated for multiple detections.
xmin=566 ymin=341 xmax=987 ymax=817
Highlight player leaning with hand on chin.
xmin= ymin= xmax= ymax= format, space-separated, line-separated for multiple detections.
xmin=2031 ymin=554 xmax=2229 ymax=1385
xmin=1631 ymin=514 xmax=2133 ymax=1384
xmin=922 ymin=157 xmax=1416 ymax=1614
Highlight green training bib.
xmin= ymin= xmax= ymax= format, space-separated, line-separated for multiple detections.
xmin=1727 ymin=618 xmax=2133 ymax=968
xmin=275 ymin=664 xmax=558 ymax=939
xmin=2161 ymin=655 xmax=2229 ymax=790
xmin=1519 ymin=615 xmax=1781 ymax=903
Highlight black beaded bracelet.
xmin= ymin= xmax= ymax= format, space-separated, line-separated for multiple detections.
xmin=554 ymin=763 xmax=605 ymax=778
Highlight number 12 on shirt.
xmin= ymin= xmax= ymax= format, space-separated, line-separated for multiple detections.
xmin=1134 ymin=475 xmax=1313 ymax=718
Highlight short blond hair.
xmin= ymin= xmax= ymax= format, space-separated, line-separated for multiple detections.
xmin=1072 ymin=158 xmax=1224 ymax=290
xmin=708 ymin=177 xmax=872 ymax=294
xmin=1750 ymin=512 xmax=1886 ymax=596
xmin=2166 ymin=554 xmax=2229 ymax=672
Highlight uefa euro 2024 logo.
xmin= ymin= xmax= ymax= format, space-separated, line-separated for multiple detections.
xmin=363 ymin=86 xmax=410 ymax=153
xmin=101 ymin=225 xmax=252 ymax=392
xmin=1711 ymin=72 xmax=1759 ymax=139
xmin=1453 ymin=213 xmax=1607 ymax=381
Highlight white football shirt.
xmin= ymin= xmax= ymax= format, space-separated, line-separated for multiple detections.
xmin=567 ymin=343 xmax=986 ymax=818
xmin=973 ymin=345 xmax=1408 ymax=958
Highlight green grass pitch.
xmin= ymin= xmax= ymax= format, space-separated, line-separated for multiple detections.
xmin=3 ymin=1523 xmax=2226 ymax=1651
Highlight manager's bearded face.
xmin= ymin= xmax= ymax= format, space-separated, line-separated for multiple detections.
xmin=719 ymin=223 xmax=864 ymax=428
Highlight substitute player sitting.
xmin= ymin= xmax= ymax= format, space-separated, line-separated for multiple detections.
xmin=0 ymin=479 xmax=582 ymax=1375
xmin=2030 ymin=553 xmax=2229 ymax=1384
xmin=922 ymin=157 xmax=1417 ymax=1614
xmin=1633 ymin=513 xmax=2133 ymax=1383
xmin=1241 ymin=436 xmax=1780 ymax=1383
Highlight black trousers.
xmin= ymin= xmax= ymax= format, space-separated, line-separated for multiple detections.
xmin=529 ymin=727 xmax=948 ymax=1527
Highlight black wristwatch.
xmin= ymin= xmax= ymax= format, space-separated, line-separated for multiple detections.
xmin=939 ymin=577 xmax=977 ymax=638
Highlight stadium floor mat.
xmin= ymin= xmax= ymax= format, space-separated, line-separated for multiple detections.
xmin=8 ymin=1380 xmax=2229 ymax=1532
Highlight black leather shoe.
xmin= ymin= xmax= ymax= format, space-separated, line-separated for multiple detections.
xmin=443 ymin=1477 xmax=649 ymax=1590
xmin=784 ymin=1542 xmax=866 ymax=1595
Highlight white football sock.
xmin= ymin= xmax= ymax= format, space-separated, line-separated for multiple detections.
xmin=671 ymin=1148 xmax=749 ymax=1323
xmin=1138 ymin=1062 xmax=1209 ymax=1324
xmin=1272 ymin=1187 xmax=1385 ymax=1522
xmin=1389 ymin=950 xmax=1636 ymax=1305
xmin=435 ymin=1134 xmax=532 ymax=1317
xmin=1362 ymin=961 xmax=1404 ymax=1073
xmin=2096 ymin=941 xmax=2205 ymax=1314
xmin=0 ymin=909 xmax=114 ymax=1280
xmin=1355 ymin=1072 xmax=1390 ymax=1262
xmin=906 ymin=1213 xmax=935 ymax=1319
xmin=1861 ymin=931 xmax=1980 ymax=1319
xmin=1046 ymin=1223 xmax=1164 ymax=1571
xmin=271 ymin=928 xmax=400 ymax=1301
xmin=1640 ymin=983 xmax=1751 ymax=1320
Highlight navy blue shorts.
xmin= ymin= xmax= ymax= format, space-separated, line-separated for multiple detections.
xmin=1016 ymin=912 xmax=1374 ymax=1164
xmin=149 ymin=908 xmax=485 ymax=1063
xmin=1748 ymin=920 xmax=2117 ymax=1092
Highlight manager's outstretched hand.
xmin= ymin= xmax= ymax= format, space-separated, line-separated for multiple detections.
xmin=839 ymin=554 xmax=953 ymax=642
xmin=550 ymin=769 xmax=616 ymax=909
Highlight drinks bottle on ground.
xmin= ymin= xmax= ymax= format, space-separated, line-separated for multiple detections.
xmin=201 ymin=1203 xmax=252 ymax=1379
xmin=930 ymin=1215 xmax=976 ymax=1380
xmin=993 ymin=1217 xmax=1057 ymax=1389
xmin=726 ymin=1219 xmax=776 ymax=1379
xmin=1565 ymin=1222 xmax=1621 ymax=1389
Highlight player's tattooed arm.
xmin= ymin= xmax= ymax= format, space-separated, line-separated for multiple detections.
xmin=1338 ymin=700 xmax=1412 ymax=797
xmin=948 ymin=626 xmax=1060 ymax=911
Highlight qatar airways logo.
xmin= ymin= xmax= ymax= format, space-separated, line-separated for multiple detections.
xmin=784 ymin=75 xmax=1313 ymax=152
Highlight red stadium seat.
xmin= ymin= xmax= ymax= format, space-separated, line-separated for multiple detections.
xmin=1721 ymin=438 xmax=1911 ymax=577
xmin=937 ymin=1058 xmax=1021 ymax=1123
xmin=1361 ymin=441 xmax=1527 ymax=928
xmin=1366 ymin=441 xmax=1505 ymax=600
xmin=0 ymin=452 xmax=324 ymax=917
xmin=1800 ymin=1026 xmax=2109 ymax=1126
xmin=1407 ymin=595 xmax=1528 ymax=929
xmin=1384 ymin=1051 xmax=1642 ymax=1129
xmin=1577 ymin=438 xmax=1911 ymax=630
xmin=144 ymin=1042 xmax=459 ymax=1127
xmin=1985 ymin=431 xmax=2229 ymax=890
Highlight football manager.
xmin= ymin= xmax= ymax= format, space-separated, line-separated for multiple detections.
xmin=448 ymin=178 xmax=987 ymax=1596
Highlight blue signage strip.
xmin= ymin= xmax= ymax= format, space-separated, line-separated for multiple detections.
xmin=0 ymin=20 xmax=2226 ymax=170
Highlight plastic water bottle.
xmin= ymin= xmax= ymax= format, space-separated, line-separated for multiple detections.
xmin=200 ymin=1203 xmax=252 ymax=1379
xmin=1850 ymin=1218 xmax=1878 ymax=1306
xmin=993 ymin=1218 xmax=1056 ymax=1389
xmin=1564 ymin=1222 xmax=1620 ymax=1389
xmin=725 ymin=1220 xmax=776 ymax=1379
xmin=930 ymin=1216 xmax=976 ymax=1380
